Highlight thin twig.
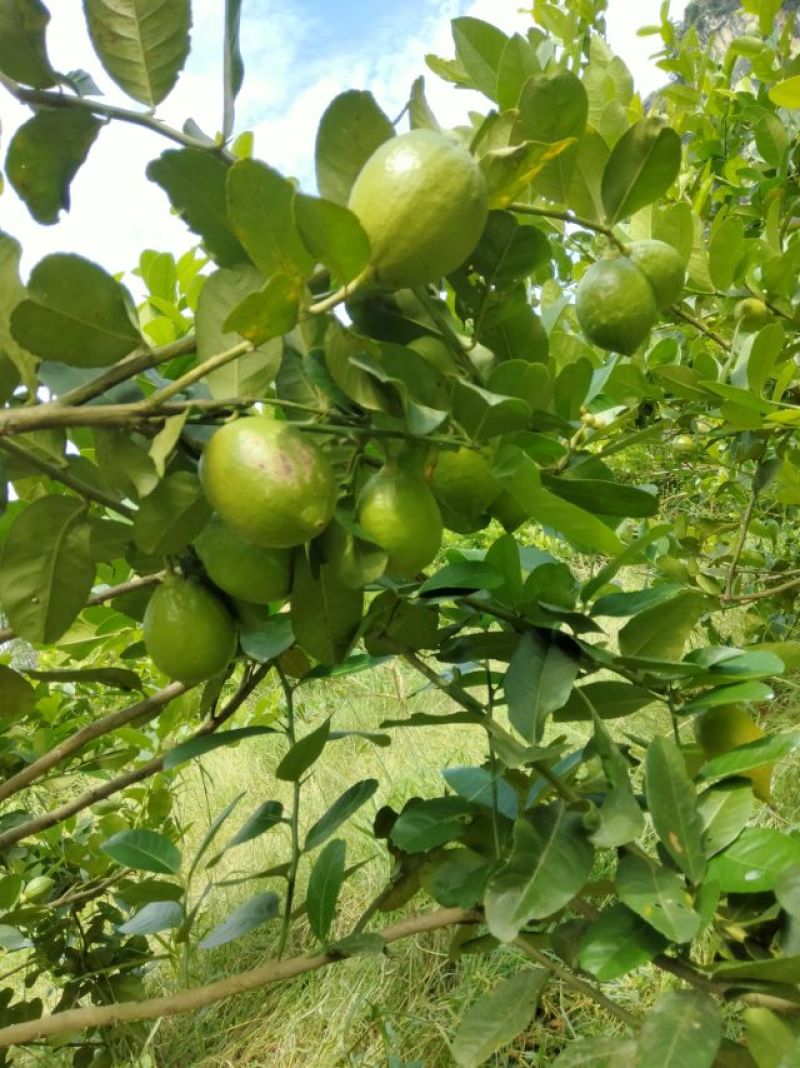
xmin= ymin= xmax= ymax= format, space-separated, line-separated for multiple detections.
xmin=276 ymin=668 xmax=301 ymax=959
xmin=59 ymin=335 xmax=197 ymax=407
xmin=725 ymin=477 xmax=759 ymax=597
xmin=722 ymin=572 xmax=800 ymax=604
xmin=509 ymin=202 xmax=629 ymax=254
xmin=671 ymin=305 xmax=732 ymax=352
xmin=143 ymin=341 xmax=253 ymax=408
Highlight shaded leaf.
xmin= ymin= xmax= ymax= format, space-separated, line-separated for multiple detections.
xmin=637 ymin=990 xmax=722 ymax=1068
xmin=291 ymin=552 xmax=363 ymax=666
xmin=307 ymin=838 xmax=346 ymax=943
xmin=504 ymin=630 xmax=579 ymax=743
xmin=645 ymin=736 xmax=706 ymax=884
xmin=315 ymin=90 xmax=394 ymax=206
xmin=305 ymin=778 xmax=378 ymax=851
xmin=275 ymin=718 xmax=331 ymax=782
xmin=133 ymin=471 xmax=211 ymax=556
xmin=0 ymin=0 xmax=56 ymax=86
xmin=198 ymin=891 xmax=279 ymax=949
xmin=295 ymin=194 xmax=370 ymax=285
xmin=619 ymin=592 xmax=707 ymax=661
xmin=101 ymin=829 xmax=181 ymax=875
xmin=0 ymin=664 xmax=35 ymax=716
xmin=452 ymin=968 xmax=547 ymax=1067
xmin=578 ymin=904 xmax=664 ymax=980
xmin=601 ymin=119 xmax=681 ymax=224
xmin=615 ymin=853 xmax=701 ymax=943
xmin=118 ymin=900 xmax=183 ymax=936
xmin=164 ymin=727 xmax=277 ymax=771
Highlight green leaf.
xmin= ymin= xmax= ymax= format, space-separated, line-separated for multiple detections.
xmin=11 ymin=254 xmax=141 ymax=367
xmin=275 ymin=718 xmax=331 ymax=782
xmin=239 ymin=614 xmax=294 ymax=664
xmin=101 ymin=829 xmax=181 ymax=875
xmin=699 ymin=733 xmax=800 ymax=782
xmin=442 ymin=766 xmax=518 ymax=820
xmin=220 ymin=801 xmax=283 ymax=853
xmin=516 ymin=71 xmax=588 ymax=203
xmin=304 ymin=778 xmax=378 ymax=851
xmin=451 ymin=16 xmax=508 ymax=100
xmin=195 ymin=266 xmax=282 ymax=399
xmin=118 ymin=900 xmax=183 ymax=936
xmin=408 ymin=75 xmax=440 ymax=131
xmin=147 ymin=149 xmax=246 ymax=268
xmin=681 ymin=681 xmax=773 ymax=713
xmin=619 ymin=592 xmax=707 ymax=661
xmin=592 ymin=586 xmax=689 ymax=617
xmin=485 ymin=805 xmax=594 ymax=942
xmin=495 ymin=33 xmax=541 ymax=110
xmin=504 ymin=630 xmax=579 ymax=742
xmin=615 ymin=853 xmax=701 ymax=943
xmin=307 ymin=838 xmax=346 ymax=943
xmin=471 ymin=211 xmax=550 ymax=290
xmin=6 ymin=110 xmax=102 ymax=225
xmin=363 ymin=591 xmax=439 ymax=656
xmin=637 ymin=991 xmax=722 ymax=1068
xmin=198 ymin=890 xmax=280 ymax=949
xmin=567 ymin=129 xmax=610 ymax=223
xmin=0 ymin=496 xmax=94 ymax=643
xmin=163 ymin=727 xmax=277 ymax=771
xmin=315 ymin=90 xmax=394 ymax=206
xmin=578 ymin=904 xmax=664 ymax=980
xmin=645 ymin=736 xmax=706 ymax=885
xmin=0 ymin=0 xmax=57 ymax=87
xmin=82 ymin=0 xmax=191 ymax=106
xmin=222 ymin=273 xmax=300 ymax=345
xmin=552 ymin=1038 xmax=638 ymax=1067
xmin=698 ymin=783 xmax=756 ymax=858
xmin=390 ymin=797 xmax=473 ymax=853
xmin=418 ymin=559 xmax=504 ymax=595
xmin=23 ymin=666 xmax=142 ymax=691
xmin=0 ymin=231 xmax=37 ymax=394
xmin=708 ymin=217 xmax=745 ymax=292
xmin=589 ymin=714 xmax=645 ymax=848
xmin=226 ymin=160 xmax=314 ymax=280
xmin=291 ymin=553 xmax=363 ymax=666
xmin=452 ymin=380 xmax=532 ymax=442
xmin=421 ymin=848 xmax=491 ymax=909
xmin=769 ymin=76 xmax=800 ymax=108
xmin=554 ymin=680 xmax=656 ymax=722
xmin=0 ymin=664 xmax=35 ymax=716
xmin=711 ymin=957 xmax=800 ymax=984
xmin=452 ymin=968 xmax=547 ymax=1067
xmin=295 ymin=194 xmax=370 ymax=286
xmin=481 ymin=139 xmax=576 ymax=210
xmin=132 ymin=471 xmax=211 ymax=556
xmin=748 ymin=323 xmax=785 ymax=396
xmin=745 ymin=1007 xmax=799 ymax=1068
xmin=707 ymin=828 xmax=800 ymax=893
xmin=542 ymin=477 xmax=657 ymax=519
xmin=223 ymin=0 xmax=244 ymax=136
xmin=601 ymin=119 xmax=681 ymax=225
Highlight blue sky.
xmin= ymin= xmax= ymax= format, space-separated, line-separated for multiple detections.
xmin=0 ymin=0 xmax=686 ymax=277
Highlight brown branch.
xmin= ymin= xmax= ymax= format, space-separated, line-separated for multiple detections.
xmin=0 ymin=573 xmax=163 ymax=647
xmin=49 ymin=874 xmax=126 ymax=910
xmin=670 ymin=305 xmax=732 ymax=352
xmin=0 ymin=681 xmax=186 ymax=805
xmin=0 ymin=398 xmax=248 ymax=437
xmin=0 ymin=663 xmax=271 ymax=850
xmin=725 ymin=478 xmax=759 ymax=598
xmin=0 ymin=437 xmax=134 ymax=518
xmin=59 ymin=335 xmax=197 ymax=407
xmin=0 ymin=907 xmax=477 ymax=1047
xmin=722 ymin=573 xmax=800 ymax=604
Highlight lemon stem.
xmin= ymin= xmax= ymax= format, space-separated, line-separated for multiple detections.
xmin=308 ymin=265 xmax=374 ymax=315
xmin=509 ymin=202 xmax=629 ymax=255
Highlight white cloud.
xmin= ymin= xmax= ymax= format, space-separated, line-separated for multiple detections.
xmin=0 ymin=0 xmax=688 ymax=280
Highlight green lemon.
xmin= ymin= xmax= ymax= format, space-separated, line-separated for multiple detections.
xmin=575 ymin=257 xmax=658 ymax=355
xmin=695 ymin=703 xmax=772 ymax=802
xmin=21 ymin=876 xmax=55 ymax=902
xmin=407 ymin=334 xmax=458 ymax=374
xmin=734 ymin=297 xmax=773 ymax=332
xmin=628 ymin=239 xmax=686 ymax=310
xmin=195 ymin=514 xmax=292 ymax=604
xmin=430 ymin=447 xmax=500 ymax=532
xmin=357 ymin=468 xmax=442 ymax=578
xmin=673 ymin=434 xmax=695 ymax=454
xmin=200 ymin=416 xmax=337 ymax=549
xmin=143 ymin=577 xmax=237 ymax=684
xmin=348 ymin=129 xmax=488 ymax=289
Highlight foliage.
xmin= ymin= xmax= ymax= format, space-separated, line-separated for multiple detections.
xmin=2 ymin=0 xmax=800 ymax=1064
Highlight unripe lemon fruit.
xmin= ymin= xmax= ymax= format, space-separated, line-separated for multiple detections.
xmin=200 ymin=417 xmax=336 ymax=549
xmin=195 ymin=514 xmax=292 ymax=604
xmin=734 ymin=297 xmax=773 ymax=333
xmin=357 ymin=469 xmax=442 ymax=578
xmin=430 ymin=447 xmax=500 ymax=532
xmin=695 ymin=703 xmax=772 ymax=802
xmin=628 ymin=239 xmax=686 ymax=310
xmin=143 ymin=577 xmax=237 ymax=684
xmin=576 ymin=257 xmax=658 ymax=355
xmin=673 ymin=434 xmax=695 ymax=453
xmin=348 ymin=129 xmax=488 ymax=289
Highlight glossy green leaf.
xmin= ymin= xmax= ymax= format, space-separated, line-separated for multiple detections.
xmin=0 ymin=664 xmax=35 ymax=716
xmin=481 ymin=138 xmax=576 ymax=210
xmin=645 ymin=736 xmax=706 ymax=884
xmin=697 ymin=783 xmax=756 ymax=858
xmin=101 ymin=829 xmax=181 ymax=875
xmin=442 ymin=766 xmax=518 ymax=820
xmin=615 ymin=853 xmax=701 ymax=943
xmin=226 ymin=160 xmax=314 ymax=280
xmin=315 ymin=90 xmax=394 ymax=206
xmin=133 ymin=471 xmax=211 ymax=556
xmin=451 ymin=16 xmax=508 ymax=100
xmin=495 ymin=33 xmax=540 ymax=110
xmin=637 ymin=990 xmax=722 ymax=1068
xmin=291 ymin=553 xmax=363 ymax=666
xmin=601 ymin=119 xmax=681 ymax=225
xmin=118 ymin=900 xmax=183 ymax=936
xmin=578 ymin=903 xmax=664 ymax=980
xmin=542 ymin=476 xmax=658 ymax=518
xmin=552 ymin=1038 xmax=638 ymax=1067
xmin=769 ymin=76 xmax=800 ymax=108
xmin=517 ymin=70 xmax=588 ymax=202
xmin=24 ymin=666 xmax=142 ymax=691
xmin=0 ymin=0 xmax=56 ymax=86
xmin=295 ymin=194 xmax=370 ymax=285
xmin=223 ymin=273 xmax=300 ymax=344
xmin=164 ymin=727 xmax=277 ymax=771
xmin=306 ymin=838 xmax=346 ymax=943
xmin=619 ymin=592 xmax=707 ymax=661
xmin=485 ymin=805 xmax=594 ymax=942
xmin=554 ymin=680 xmax=657 ymax=722
xmin=707 ymin=828 xmax=800 ymax=892
xmin=0 ymin=496 xmax=94 ymax=643
xmin=11 ymin=254 xmax=141 ymax=367
xmin=471 ymin=211 xmax=550 ymax=290
xmin=681 ymin=681 xmax=774 ymax=713
xmin=83 ymin=0 xmax=191 ymax=106
xmin=304 ymin=778 xmax=378 ymax=851
xmin=6 ymin=111 xmax=102 ymax=225
xmin=198 ymin=890 xmax=279 ymax=949
xmin=699 ymin=732 xmax=800 ymax=782
xmin=239 ymin=614 xmax=294 ymax=664
xmin=275 ymin=718 xmax=331 ymax=782
xmin=452 ymin=968 xmax=547 ymax=1067
xmin=710 ymin=956 xmax=800 ymax=983
xmin=147 ymin=149 xmax=246 ymax=267
xmin=390 ymin=797 xmax=473 ymax=853
xmin=504 ymin=630 xmax=580 ymax=742
xmin=708 ymin=217 xmax=745 ymax=292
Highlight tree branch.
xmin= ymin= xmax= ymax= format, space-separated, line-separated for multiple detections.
xmin=0 ymin=71 xmax=232 ymax=159
xmin=59 ymin=335 xmax=197 ymax=407
xmin=671 ymin=305 xmax=732 ymax=352
xmin=143 ymin=340 xmax=253 ymax=408
xmin=725 ymin=475 xmax=759 ymax=598
xmin=0 ymin=573 xmax=163 ymax=646
xmin=0 ymin=907 xmax=477 ymax=1047
xmin=509 ymin=203 xmax=629 ymax=254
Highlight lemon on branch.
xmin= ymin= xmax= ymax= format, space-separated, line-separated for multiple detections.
xmin=143 ymin=576 xmax=237 ymax=684
xmin=357 ymin=468 xmax=442 ymax=579
xmin=194 ymin=514 xmax=293 ymax=604
xmin=695 ymin=703 xmax=773 ymax=802
xmin=628 ymin=239 xmax=686 ymax=310
xmin=575 ymin=256 xmax=658 ymax=355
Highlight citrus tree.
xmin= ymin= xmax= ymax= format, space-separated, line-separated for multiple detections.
xmin=1 ymin=0 xmax=800 ymax=1064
